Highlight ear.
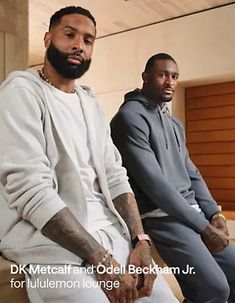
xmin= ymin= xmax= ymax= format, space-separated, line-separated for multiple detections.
xmin=142 ymin=71 xmax=149 ymax=83
xmin=44 ymin=32 xmax=52 ymax=48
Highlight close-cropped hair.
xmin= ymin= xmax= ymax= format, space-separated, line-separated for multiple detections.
xmin=144 ymin=53 xmax=176 ymax=72
xmin=49 ymin=6 xmax=96 ymax=30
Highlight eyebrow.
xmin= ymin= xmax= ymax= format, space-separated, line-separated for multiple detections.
xmin=159 ymin=69 xmax=179 ymax=75
xmin=64 ymin=26 xmax=96 ymax=40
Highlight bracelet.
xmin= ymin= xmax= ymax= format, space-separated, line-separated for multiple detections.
xmin=211 ymin=212 xmax=226 ymax=221
xmin=217 ymin=213 xmax=226 ymax=221
xmin=81 ymin=250 xmax=113 ymax=269
xmin=94 ymin=250 xmax=113 ymax=271
xmin=99 ymin=251 xmax=112 ymax=265
xmin=95 ymin=253 xmax=124 ymax=284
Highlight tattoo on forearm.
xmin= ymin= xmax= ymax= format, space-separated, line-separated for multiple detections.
xmin=41 ymin=207 xmax=106 ymax=265
xmin=113 ymin=193 xmax=144 ymax=238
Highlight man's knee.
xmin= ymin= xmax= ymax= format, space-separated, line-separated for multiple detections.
xmin=203 ymin=275 xmax=230 ymax=302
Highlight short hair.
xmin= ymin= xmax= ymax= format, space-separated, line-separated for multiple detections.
xmin=144 ymin=53 xmax=176 ymax=72
xmin=49 ymin=6 xmax=96 ymax=30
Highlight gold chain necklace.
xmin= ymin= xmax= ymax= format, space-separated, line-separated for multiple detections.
xmin=38 ymin=69 xmax=76 ymax=94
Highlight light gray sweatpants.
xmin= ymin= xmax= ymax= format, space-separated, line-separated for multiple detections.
xmin=26 ymin=223 xmax=178 ymax=303
xmin=144 ymin=216 xmax=235 ymax=303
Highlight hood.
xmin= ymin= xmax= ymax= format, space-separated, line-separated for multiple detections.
xmin=0 ymin=68 xmax=94 ymax=97
xmin=122 ymin=88 xmax=181 ymax=151
xmin=123 ymin=88 xmax=169 ymax=112
xmin=0 ymin=69 xmax=41 ymax=91
xmin=123 ymin=88 xmax=157 ymax=109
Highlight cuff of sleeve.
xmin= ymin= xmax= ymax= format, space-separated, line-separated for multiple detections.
xmin=203 ymin=203 xmax=220 ymax=221
xmin=192 ymin=215 xmax=209 ymax=233
xmin=27 ymin=195 xmax=67 ymax=231
xmin=110 ymin=183 xmax=133 ymax=200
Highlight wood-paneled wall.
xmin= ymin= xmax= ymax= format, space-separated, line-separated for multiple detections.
xmin=186 ymin=82 xmax=235 ymax=211
xmin=0 ymin=0 xmax=28 ymax=81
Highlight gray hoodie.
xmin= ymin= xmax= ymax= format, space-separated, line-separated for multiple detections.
xmin=111 ymin=89 xmax=219 ymax=233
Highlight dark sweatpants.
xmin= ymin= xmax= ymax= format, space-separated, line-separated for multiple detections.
xmin=144 ymin=217 xmax=235 ymax=303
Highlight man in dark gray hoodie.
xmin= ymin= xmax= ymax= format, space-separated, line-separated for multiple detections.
xmin=111 ymin=53 xmax=235 ymax=303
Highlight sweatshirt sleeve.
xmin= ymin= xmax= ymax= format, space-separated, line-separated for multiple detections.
xmin=0 ymin=83 xmax=66 ymax=230
xmin=102 ymin=115 xmax=133 ymax=200
xmin=111 ymin=110 xmax=209 ymax=233
xmin=185 ymin=150 xmax=220 ymax=219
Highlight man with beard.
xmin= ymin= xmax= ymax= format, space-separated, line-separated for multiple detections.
xmin=0 ymin=7 xmax=178 ymax=303
xmin=111 ymin=53 xmax=235 ymax=303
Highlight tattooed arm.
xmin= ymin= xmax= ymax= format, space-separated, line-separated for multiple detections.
xmin=113 ymin=193 xmax=145 ymax=237
xmin=113 ymin=193 xmax=157 ymax=298
xmin=41 ymin=207 xmax=106 ymax=265
xmin=41 ymin=207 xmax=138 ymax=303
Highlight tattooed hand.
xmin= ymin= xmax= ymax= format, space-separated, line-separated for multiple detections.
xmin=201 ymin=223 xmax=229 ymax=254
xmin=95 ymin=257 xmax=138 ymax=303
xmin=129 ymin=241 xmax=157 ymax=298
xmin=210 ymin=213 xmax=229 ymax=237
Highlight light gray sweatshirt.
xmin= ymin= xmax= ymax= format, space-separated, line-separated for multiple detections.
xmin=0 ymin=69 xmax=132 ymax=265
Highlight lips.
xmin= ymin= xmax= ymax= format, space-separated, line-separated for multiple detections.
xmin=162 ymin=88 xmax=174 ymax=94
xmin=67 ymin=55 xmax=83 ymax=65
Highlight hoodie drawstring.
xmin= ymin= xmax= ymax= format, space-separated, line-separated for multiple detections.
xmin=158 ymin=109 xmax=168 ymax=150
xmin=158 ymin=105 xmax=181 ymax=152
xmin=172 ymin=123 xmax=181 ymax=152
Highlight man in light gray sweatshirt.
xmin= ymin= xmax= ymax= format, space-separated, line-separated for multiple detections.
xmin=111 ymin=53 xmax=235 ymax=303
xmin=0 ymin=8 xmax=178 ymax=303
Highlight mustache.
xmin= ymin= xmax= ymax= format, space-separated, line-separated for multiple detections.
xmin=162 ymin=84 xmax=174 ymax=90
xmin=66 ymin=51 xmax=83 ymax=57
xmin=66 ymin=52 xmax=84 ymax=64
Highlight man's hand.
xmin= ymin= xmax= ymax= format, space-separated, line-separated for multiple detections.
xmin=210 ymin=213 xmax=229 ymax=237
xmin=129 ymin=241 xmax=157 ymax=298
xmin=95 ymin=257 xmax=138 ymax=303
xmin=112 ymin=193 xmax=156 ymax=299
xmin=201 ymin=223 xmax=229 ymax=254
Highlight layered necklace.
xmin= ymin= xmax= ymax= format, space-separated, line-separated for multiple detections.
xmin=38 ymin=69 xmax=76 ymax=94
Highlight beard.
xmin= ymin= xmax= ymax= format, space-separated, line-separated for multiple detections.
xmin=46 ymin=42 xmax=91 ymax=79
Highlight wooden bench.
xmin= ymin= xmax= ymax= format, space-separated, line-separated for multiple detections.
xmin=0 ymin=255 xmax=29 ymax=303
xmin=151 ymin=245 xmax=184 ymax=302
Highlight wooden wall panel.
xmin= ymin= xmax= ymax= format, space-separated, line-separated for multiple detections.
xmin=0 ymin=31 xmax=4 ymax=83
xmin=0 ymin=0 xmax=28 ymax=39
xmin=188 ymin=118 xmax=235 ymax=132
xmin=186 ymin=82 xmax=235 ymax=211
xmin=186 ymin=82 xmax=235 ymax=99
xmin=5 ymin=33 xmax=28 ymax=75
xmin=0 ymin=0 xmax=28 ymax=81
xmin=198 ymin=166 xmax=235 ymax=178
xmin=205 ymin=178 xmax=235 ymax=190
xmin=210 ymin=190 xmax=235 ymax=210
xmin=188 ymin=142 xmax=235 ymax=155
xmin=192 ymin=154 xmax=235 ymax=166
xmin=188 ymin=129 xmax=235 ymax=143
xmin=210 ymin=190 xmax=235 ymax=202
xmin=187 ymin=94 xmax=235 ymax=109
xmin=187 ymin=106 xmax=235 ymax=120
xmin=219 ymin=203 xmax=235 ymax=211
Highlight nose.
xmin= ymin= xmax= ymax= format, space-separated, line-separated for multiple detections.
xmin=71 ymin=37 xmax=84 ymax=53
xmin=165 ymin=75 xmax=174 ymax=87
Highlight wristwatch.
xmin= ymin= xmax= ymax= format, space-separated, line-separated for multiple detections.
xmin=131 ymin=234 xmax=151 ymax=248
